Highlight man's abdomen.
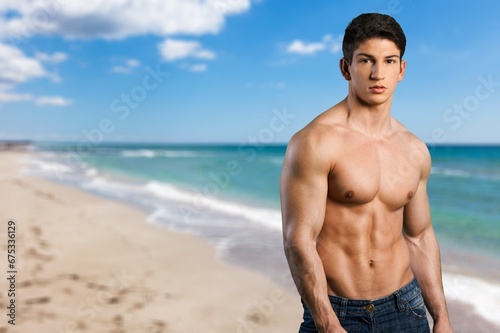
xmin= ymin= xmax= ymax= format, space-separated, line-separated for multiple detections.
xmin=318 ymin=206 xmax=414 ymax=299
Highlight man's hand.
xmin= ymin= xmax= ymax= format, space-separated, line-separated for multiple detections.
xmin=433 ymin=318 xmax=454 ymax=333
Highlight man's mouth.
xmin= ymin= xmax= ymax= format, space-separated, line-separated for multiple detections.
xmin=369 ymin=85 xmax=387 ymax=93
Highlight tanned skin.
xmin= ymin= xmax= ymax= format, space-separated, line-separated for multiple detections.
xmin=281 ymin=38 xmax=453 ymax=333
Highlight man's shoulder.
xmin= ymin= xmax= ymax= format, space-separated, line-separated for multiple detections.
xmin=291 ymin=106 xmax=346 ymax=147
xmin=285 ymin=109 xmax=345 ymax=171
xmin=392 ymin=119 xmax=431 ymax=168
xmin=289 ymin=121 xmax=343 ymax=157
xmin=393 ymin=119 xmax=427 ymax=148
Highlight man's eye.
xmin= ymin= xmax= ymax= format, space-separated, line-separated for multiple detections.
xmin=387 ymin=59 xmax=396 ymax=64
xmin=361 ymin=59 xmax=372 ymax=63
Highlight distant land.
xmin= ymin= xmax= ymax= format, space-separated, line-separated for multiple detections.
xmin=0 ymin=140 xmax=32 ymax=150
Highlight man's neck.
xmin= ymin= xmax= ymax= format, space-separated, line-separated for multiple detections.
xmin=344 ymin=95 xmax=394 ymax=139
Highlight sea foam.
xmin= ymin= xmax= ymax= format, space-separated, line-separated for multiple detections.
xmin=145 ymin=181 xmax=283 ymax=230
xmin=120 ymin=149 xmax=207 ymax=158
xmin=443 ymin=272 xmax=500 ymax=327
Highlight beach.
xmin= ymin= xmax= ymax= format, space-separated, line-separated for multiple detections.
xmin=0 ymin=151 xmax=302 ymax=332
xmin=1 ymin=148 xmax=499 ymax=332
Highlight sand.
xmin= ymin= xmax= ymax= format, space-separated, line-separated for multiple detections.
xmin=0 ymin=152 xmax=302 ymax=332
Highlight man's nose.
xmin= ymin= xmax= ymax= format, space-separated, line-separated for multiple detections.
xmin=370 ymin=65 xmax=385 ymax=81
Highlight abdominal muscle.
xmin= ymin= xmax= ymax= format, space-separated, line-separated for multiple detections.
xmin=317 ymin=202 xmax=414 ymax=300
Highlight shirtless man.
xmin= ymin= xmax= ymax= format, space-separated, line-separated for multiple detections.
xmin=280 ymin=13 xmax=453 ymax=332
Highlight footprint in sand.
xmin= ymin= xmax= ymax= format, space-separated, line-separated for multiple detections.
xmin=12 ymin=178 xmax=27 ymax=187
xmin=62 ymin=287 xmax=72 ymax=295
xmin=107 ymin=296 xmax=120 ymax=304
xmin=111 ymin=314 xmax=125 ymax=333
xmin=33 ymin=263 xmax=44 ymax=274
xmin=26 ymin=247 xmax=52 ymax=260
xmin=148 ymin=320 xmax=167 ymax=333
xmin=113 ymin=314 xmax=123 ymax=325
xmin=76 ymin=321 xmax=87 ymax=330
xmin=31 ymin=226 xmax=51 ymax=248
xmin=86 ymin=282 xmax=109 ymax=291
xmin=31 ymin=226 xmax=42 ymax=237
xmin=246 ymin=309 xmax=268 ymax=326
xmin=34 ymin=189 xmax=56 ymax=201
xmin=25 ymin=296 xmax=51 ymax=305
xmin=18 ymin=278 xmax=51 ymax=288
xmin=130 ymin=301 xmax=142 ymax=310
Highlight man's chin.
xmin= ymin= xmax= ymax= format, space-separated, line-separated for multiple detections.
xmin=358 ymin=95 xmax=391 ymax=107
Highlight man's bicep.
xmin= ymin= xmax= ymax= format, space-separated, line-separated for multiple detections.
xmin=403 ymin=141 xmax=433 ymax=238
xmin=403 ymin=181 xmax=432 ymax=238
xmin=280 ymin=140 xmax=329 ymax=241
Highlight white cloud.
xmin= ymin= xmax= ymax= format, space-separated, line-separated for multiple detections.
xmin=0 ymin=1 xmax=252 ymax=98
xmin=0 ymin=43 xmax=47 ymax=83
xmin=35 ymin=96 xmax=73 ymax=107
xmin=112 ymin=66 xmax=132 ymax=74
xmin=287 ymin=40 xmax=325 ymax=55
xmin=158 ymin=38 xmax=216 ymax=62
xmin=126 ymin=59 xmax=140 ymax=67
xmin=0 ymin=0 xmax=251 ymax=41
xmin=0 ymin=90 xmax=32 ymax=103
xmin=36 ymin=51 xmax=68 ymax=64
xmin=0 ymin=88 xmax=73 ymax=107
xmin=189 ymin=64 xmax=208 ymax=72
xmin=112 ymin=58 xmax=141 ymax=74
xmin=0 ymin=88 xmax=72 ymax=107
xmin=286 ymin=34 xmax=343 ymax=56
xmin=0 ymin=43 xmax=71 ymax=106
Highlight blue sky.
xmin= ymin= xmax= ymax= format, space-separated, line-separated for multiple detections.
xmin=1 ymin=0 xmax=499 ymax=144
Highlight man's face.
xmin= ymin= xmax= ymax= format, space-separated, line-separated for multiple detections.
xmin=344 ymin=38 xmax=406 ymax=106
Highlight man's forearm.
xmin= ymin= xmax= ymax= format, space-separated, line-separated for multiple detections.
xmin=406 ymin=228 xmax=451 ymax=325
xmin=284 ymin=240 xmax=342 ymax=332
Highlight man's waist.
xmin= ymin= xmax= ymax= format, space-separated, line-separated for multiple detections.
xmin=327 ymin=275 xmax=418 ymax=306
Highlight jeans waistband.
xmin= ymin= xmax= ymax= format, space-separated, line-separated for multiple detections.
xmin=327 ymin=278 xmax=421 ymax=319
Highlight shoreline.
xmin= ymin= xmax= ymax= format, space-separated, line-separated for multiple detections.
xmin=0 ymin=151 xmax=302 ymax=332
xmin=5 ymin=150 xmax=500 ymax=332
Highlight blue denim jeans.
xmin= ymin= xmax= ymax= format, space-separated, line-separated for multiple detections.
xmin=299 ymin=278 xmax=430 ymax=333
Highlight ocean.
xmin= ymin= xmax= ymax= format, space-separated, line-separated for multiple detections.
xmin=27 ymin=142 xmax=500 ymax=327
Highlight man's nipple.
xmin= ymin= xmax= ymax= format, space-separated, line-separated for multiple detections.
xmin=344 ymin=190 xmax=355 ymax=199
xmin=407 ymin=191 xmax=414 ymax=200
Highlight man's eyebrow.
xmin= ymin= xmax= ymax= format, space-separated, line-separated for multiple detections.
xmin=355 ymin=53 xmax=400 ymax=59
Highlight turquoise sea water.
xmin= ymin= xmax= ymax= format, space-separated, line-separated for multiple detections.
xmin=29 ymin=143 xmax=500 ymax=304
xmin=426 ymin=145 xmax=500 ymax=256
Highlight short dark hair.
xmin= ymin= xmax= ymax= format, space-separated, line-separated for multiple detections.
xmin=342 ymin=13 xmax=406 ymax=64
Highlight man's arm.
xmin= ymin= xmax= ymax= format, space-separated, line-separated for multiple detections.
xmin=280 ymin=131 xmax=345 ymax=333
xmin=403 ymin=144 xmax=453 ymax=333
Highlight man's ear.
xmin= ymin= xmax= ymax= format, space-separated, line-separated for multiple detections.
xmin=398 ymin=59 xmax=406 ymax=82
xmin=339 ymin=58 xmax=351 ymax=81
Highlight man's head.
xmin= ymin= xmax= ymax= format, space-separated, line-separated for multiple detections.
xmin=342 ymin=13 xmax=406 ymax=65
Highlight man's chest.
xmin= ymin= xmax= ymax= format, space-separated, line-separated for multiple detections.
xmin=327 ymin=142 xmax=421 ymax=209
